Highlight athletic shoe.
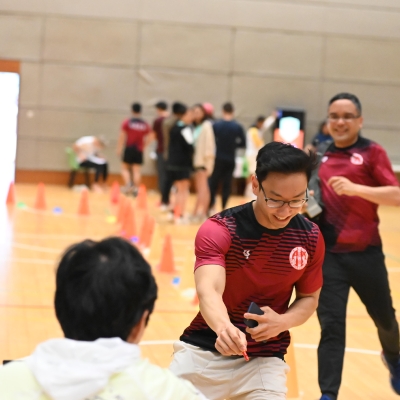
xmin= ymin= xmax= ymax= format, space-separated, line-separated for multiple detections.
xmin=381 ymin=352 xmax=400 ymax=395
xmin=159 ymin=204 xmax=169 ymax=212
xmin=319 ymin=396 xmax=332 ymax=400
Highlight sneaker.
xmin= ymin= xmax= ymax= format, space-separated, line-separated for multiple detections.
xmin=159 ymin=203 xmax=169 ymax=212
xmin=381 ymin=352 xmax=400 ymax=395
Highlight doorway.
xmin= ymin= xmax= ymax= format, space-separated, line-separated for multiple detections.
xmin=0 ymin=60 xmax=20 ymax=203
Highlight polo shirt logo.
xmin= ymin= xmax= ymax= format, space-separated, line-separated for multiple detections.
xmin=243 ymin=250 xmax=251 ymax=260
xmin=350 ymin=153 xmax=363 ymax=165
xmin=289 ymin=247 xmax=308 ymax=270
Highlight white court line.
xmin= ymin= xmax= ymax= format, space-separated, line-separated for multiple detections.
xmin=22 ymin=206 xmax=108 ymax=220
xmin=13 ymin=233 xmax=94 ymax=240
xmin=10 ymin=242 xmax=62 ymax=254
xmin=7 ymin=258 xmax=55 ymax=265
xmin=139 ymin=340 xmax=380 ymax=355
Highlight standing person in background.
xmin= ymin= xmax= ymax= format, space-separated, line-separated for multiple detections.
xmin=315 ymin=93 xmax=400 ymax=400
xmin=117 ymin=103 xmax=151 ymax=196
xmin=305 ymin=120 xmax=332 ymax=154
xmin=191 ymin=104 xmax=216 ymax=223
xmin=160 ymin=102 xmax=186 ymax=210
xmin=73 ymin=136 xmax=108 ymax=193
xmin=208 ymin=102 xmax=246 ymax=213
xmin=202 ymin=102 xmax=215 ymax=121
xmin=166 ymin=105 xmax=194 ymax=224
xmin=151 ymin=101 xmax=169 ymax=208
xmin=244 ymin=111 xmax=277 ymax=198
xmin=244 ymin=116 xmax=265 ymax=198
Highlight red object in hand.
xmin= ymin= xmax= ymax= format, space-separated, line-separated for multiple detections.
xmin=242 ymin=351 xmax=249 ymax=362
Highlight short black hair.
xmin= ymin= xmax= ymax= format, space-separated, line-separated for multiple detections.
xmin=222 ymin=102 xmax=234 ymax=113
xmin=172 ymin=102 xmax=186 ymax=115
xmin=131 ymin=102 xmax=142 ymax=113
xmin=256 ymin=142 xmax=317 ymax=183
xmin=173 ymin=102 xmax=187 ymax=116
xmin=155 ymin=101 xmax=168 ymax=111
xmin=328 ymin=93 xmax=362 ymax=116
xmin=256 ymin=115 xmax=266 ymax=124
xmin=55 ymin=237 xmax=157 ymax=342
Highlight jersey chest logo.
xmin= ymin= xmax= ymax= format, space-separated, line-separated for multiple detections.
xmin=350 ymin=153 xmax=363 ymax=165
xmin=289 ymin=247 xmax=308 ymax=270
xmin=243 ymin=250 xmax=251 ymax=260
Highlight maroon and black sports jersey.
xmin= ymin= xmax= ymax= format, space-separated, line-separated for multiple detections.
xmin=121 ymin=118 xmax=150 ymax=151
xmin=318 ymin=136 xmax=398 ymax=253
xmin=180 ymin=202 xmax=324 ymax=358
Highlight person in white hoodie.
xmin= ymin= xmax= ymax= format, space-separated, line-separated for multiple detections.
xmin=0 ymin=237 xmax=207 ymax=400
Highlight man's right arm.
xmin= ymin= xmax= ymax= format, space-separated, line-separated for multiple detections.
xmin=195 ymin=265 xmax=247 ymax=356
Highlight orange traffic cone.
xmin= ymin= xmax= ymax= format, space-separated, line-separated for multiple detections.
xmin=136 ymin=184 xmax=147 ymax=210
xmin=110 ymin=181 xmax=120 ymax=204
xmin=6 ymin=182 xmax=16 ymax=205
xmin=173 ymin=203 xmax=181 ymax=219
xmin=77 ymin=188 xmax=90 ymax=215
xmin=122 ymin=203 xmax=137 ymax=239
xmin=34 ymin=182 xmax=47 ymax=210
xmin=158 ymin=234 xmax=176 ymax=273
xmin=117 ymin=195 xmax=128 ymax=224
xmin=139 ymin=214 xmax=155 ymax=249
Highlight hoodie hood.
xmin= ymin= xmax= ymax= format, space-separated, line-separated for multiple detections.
xmin=25 ymin=337 xmax=140 ymax=400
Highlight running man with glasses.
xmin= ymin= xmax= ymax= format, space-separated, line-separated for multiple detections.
xmin=170 ymin=142 xmax=325 ymax=399
xmin=315 ymin=93 xmax=400 ymax=400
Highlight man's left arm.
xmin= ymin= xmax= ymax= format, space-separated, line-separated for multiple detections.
xmin=244 ymin=289 xmax=320 ymax=342
xmin=328 ymin=176 xmax=400 ymax=207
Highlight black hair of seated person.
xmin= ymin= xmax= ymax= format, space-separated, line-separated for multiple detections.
xmin=256 ymin=141 xmax=317 ymax=184
xmin=55 ymin=237 xmax=157 ymax=341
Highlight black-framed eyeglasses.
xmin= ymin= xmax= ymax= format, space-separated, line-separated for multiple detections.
xmin=327 ymin=114 xmax=361 ymax=123
xmin=259 ymin=185 xmax=308 ymax=209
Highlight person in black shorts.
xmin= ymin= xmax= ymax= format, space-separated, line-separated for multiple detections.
xmin=166 ymin=104 xmax=194 ymax=224
xmin=117 ymin=103 xmax=151 ymax=195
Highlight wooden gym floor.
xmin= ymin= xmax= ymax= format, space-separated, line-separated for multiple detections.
xmin=1 ymin=184 xmax=400 ymax=399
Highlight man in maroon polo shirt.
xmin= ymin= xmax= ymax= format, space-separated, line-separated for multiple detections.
xmin=170 ymin=142 xmax=325 ymax=399
xmin=316 ymin=93 xmax=400 ymax=400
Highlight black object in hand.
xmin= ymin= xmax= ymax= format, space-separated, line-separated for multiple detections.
xmin=244 ymin=302 xmax=264 ymax=328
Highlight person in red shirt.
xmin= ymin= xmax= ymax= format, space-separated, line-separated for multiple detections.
xmin=117 ymin=103 xmax=151 ymax=196
xmin=315 ymin=93 xmax=400 ymax=400
xmin=170 ymin=142 xmax=325 ymax=399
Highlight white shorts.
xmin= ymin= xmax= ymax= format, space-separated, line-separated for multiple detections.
xmin=169 ymin=341 xmax=289 ymax=400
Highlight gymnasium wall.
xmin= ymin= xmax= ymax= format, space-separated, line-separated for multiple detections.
xmin=1 ymin=0 xmax=400 ymax=175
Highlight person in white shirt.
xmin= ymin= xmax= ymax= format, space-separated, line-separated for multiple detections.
xmin=73 ymin=135 xmax=108 ymax=193
xmin=0 ymin=237 xmax=208 ymax=400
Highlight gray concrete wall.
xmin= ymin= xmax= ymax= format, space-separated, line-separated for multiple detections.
xmin=1 ymin=0 xmax=400 ymax=173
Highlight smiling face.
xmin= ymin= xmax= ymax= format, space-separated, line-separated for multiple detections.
xmin=327 ymin=99 xmax=363 ymax=148
xmin=252 ymin=172 xmax=308 ymax=230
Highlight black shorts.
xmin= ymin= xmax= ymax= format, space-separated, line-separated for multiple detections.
xmin=167 ymin=169 xmax=191 ymax=182
xmin=123 ymin=146 xmax=143 ymax=165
